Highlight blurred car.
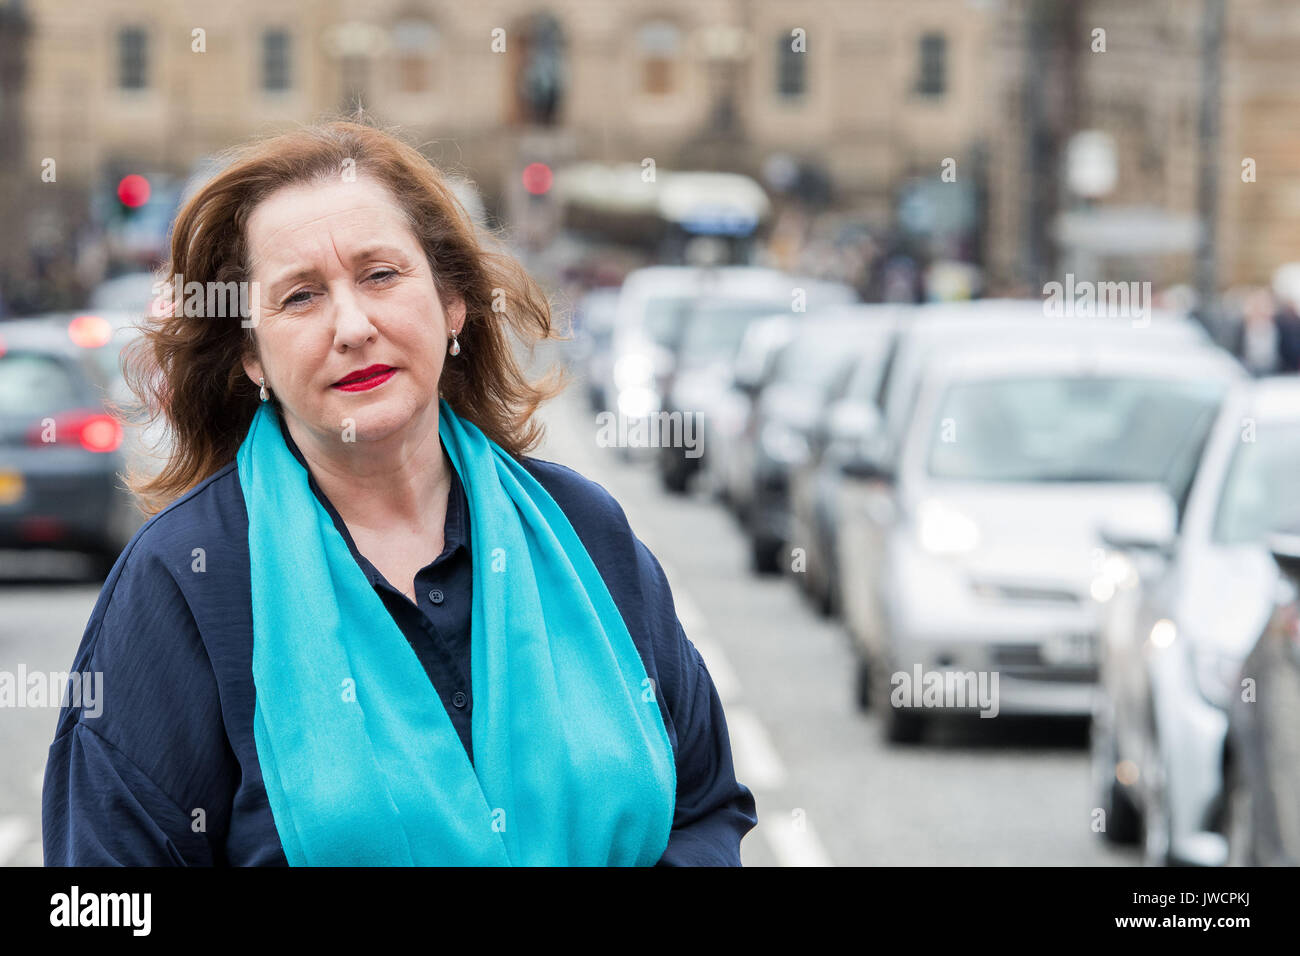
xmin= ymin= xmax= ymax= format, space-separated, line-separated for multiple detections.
xmin=567 ymin=286 xmax=621 ymax=411
xmin=656 ymin=296 xmax=852 ymax=493
xmin=703 ymin=314 xmax=802 ymax=514
xmin=89 ymin=271 xmax=160 ymax=318
xmin=743 ymin=310 xmax=898 ymax=573
xmin=827 ymin=300 xmax=1218 ymax=627
xmin=0 ymin=315 xmax=147 ymax=575
xmin=788 ymin=318 xmax=902 ymax=616
xmin=838 ymin=343 xmax=1244 ymax=743
xmin=1225 ymin=531 xmax=1300 ymax=865
xmin=870 ymin=301 xmax=1215 ymax=465
xmin=1092 ymin=377 xmax=1300 ymax=865
xmin=600 ymin=266 xmax=855 ymax=455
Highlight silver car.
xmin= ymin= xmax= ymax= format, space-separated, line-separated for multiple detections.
xmin=1093 ymin=376 xmax=1300 ymax=865
xmin=838 ymin=343 xmax=1243 ymax=742
xmin=601 ymin=266 xmax=855 ymax=451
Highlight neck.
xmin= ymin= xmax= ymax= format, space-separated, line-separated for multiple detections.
xmin=282 ymin=403 xmax=450 ymax=534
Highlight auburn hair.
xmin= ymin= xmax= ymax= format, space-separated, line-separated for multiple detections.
xmin=120 ymin=118 xmax=567 ymax=515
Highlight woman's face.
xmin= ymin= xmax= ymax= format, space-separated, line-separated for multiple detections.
xmin=242 ymin=173 xmax=464 ymax=450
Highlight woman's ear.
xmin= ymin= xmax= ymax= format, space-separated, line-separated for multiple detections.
xmin=241 ymin=344 xmax=263 ymax=390
xmin=449 ymin=295 xmax=467 ymax=335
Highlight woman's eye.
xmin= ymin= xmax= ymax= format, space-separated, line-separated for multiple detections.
xmin=284 ymin=290 xmax=314 ymax=307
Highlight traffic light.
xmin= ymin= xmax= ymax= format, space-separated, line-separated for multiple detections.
xmin=115 ymin=174 xmax=151 ymax=218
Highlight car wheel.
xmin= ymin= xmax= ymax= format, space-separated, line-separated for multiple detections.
xmin=660 ymin=459 xmax=689 ymax=494
xmin=1090 ymin=702 xmax=1141 ymax=844
xmin=750 ymin=536 xmax=782 ymax=575
xmin=816 ymin=584 xmax=834 ymax=618
xmin=881 ymin=701 xmax=926 ymax=744
xmin=854 ymin=656 xmax=871 ymax=712
xmin=1141 ymin=732 xmax=1173 ymax=866
xmin=1223 ymin=761 xmax=1256 ymax=866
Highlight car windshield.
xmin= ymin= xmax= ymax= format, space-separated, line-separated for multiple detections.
xmin=844 ymin=341 xmax=894 ymax=403
xmin=926 ymin=375 xmax=1226 ymax=483
xmin=1212 ymin=422 xmax=1300 ymax=545
xmin=774 ymin=328 xmax=889 ymax=396
xmin=641 ymin=296 xmax=694 ymax=346
xmin=0 ymin=352 xmax=84 ymax=416
xmin=676 ymin=300 xmax=788 ymax=369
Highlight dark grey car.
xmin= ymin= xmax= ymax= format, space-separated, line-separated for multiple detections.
xmin=0 ymin=317 xmax=144 ymax=577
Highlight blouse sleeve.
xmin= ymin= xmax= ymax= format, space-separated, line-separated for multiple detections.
xmin=41 ymin=533 xmax=228 ymax=866
xmin=631 ymin=538 xmax=759 ymax=867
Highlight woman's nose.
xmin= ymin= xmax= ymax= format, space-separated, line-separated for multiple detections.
xmin=331 ymin=285 xmax=377 ymax=350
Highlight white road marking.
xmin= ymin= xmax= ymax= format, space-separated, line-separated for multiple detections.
xmin=0 ymin=816 xmax=30 ymax=868
xmin=689 ymin=636 xmax=740 ymax=706
xmin=724 ymin=706 xmax=787 ymax=791
xmin=762 ymin=810 xmax=834 ymax=867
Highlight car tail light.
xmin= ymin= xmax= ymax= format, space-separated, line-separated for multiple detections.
xmin=26 ymin=410 xmax=124 ymax=453
xmin=1281 ymin=602 xmax=1300 ymax=648
xmin=68 ymin=314 xmax=113 ymax=349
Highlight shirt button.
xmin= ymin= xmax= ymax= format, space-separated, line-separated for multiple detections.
xmin=428 ymin=588 xmax=445 ymax=605
xmin=452 ymin=691 xmax=468 ymax=709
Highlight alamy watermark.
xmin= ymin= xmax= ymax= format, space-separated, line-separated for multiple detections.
xmin=1042 ymin=274 xmax=1151 ymax=328
xmin=890 ymin=664 xmax=1000 ymax=718
xmin=595 ymin=411 xmax=703 ymax=458
xmin=0 ymin=666 xmax=103 ymax=718
xmin=151 ymin=275 xmax=262 ymax=327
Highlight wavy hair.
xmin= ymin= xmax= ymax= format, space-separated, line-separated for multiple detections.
xmin=121 ymin=118 xmax=567 ymax=515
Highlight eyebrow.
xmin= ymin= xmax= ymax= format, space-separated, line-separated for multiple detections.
xmin=263 ymin=245 xmax=411 ymax=295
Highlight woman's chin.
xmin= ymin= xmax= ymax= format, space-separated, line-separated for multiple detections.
xmin=325 ymin=394 xmax=432 ymax=445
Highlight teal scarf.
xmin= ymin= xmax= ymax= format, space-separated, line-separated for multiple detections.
xmin=235 ymin=399 xmax=676 ymax=865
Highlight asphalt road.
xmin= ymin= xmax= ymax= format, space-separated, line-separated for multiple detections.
xmin=0 ymin=381 xmax=1137 ymax=866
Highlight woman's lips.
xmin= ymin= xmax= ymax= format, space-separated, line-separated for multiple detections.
xmin=332 ymin=366 xmax=397 ymax=392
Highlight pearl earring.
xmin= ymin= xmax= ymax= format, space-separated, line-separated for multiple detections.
xmin=259 ymin=377 xmax=269 ymax=402
xmin=449 ymin=329 xmax=461 ymax=356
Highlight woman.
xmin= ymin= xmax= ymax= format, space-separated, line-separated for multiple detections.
xmin=42 ymin=120 xmax=757 ymax=866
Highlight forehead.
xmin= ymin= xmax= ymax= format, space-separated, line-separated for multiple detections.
xmin=246 ymin=175 xmax=417 ymax=270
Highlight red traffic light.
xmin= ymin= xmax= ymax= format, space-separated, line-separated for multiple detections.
xmin=522 ymin=162 xmax=553 ymax=196
xmin=116 ymin=174 xmax=151 ymax=208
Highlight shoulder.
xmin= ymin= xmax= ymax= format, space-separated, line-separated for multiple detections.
xmin=105 ymin=462 xmax=247 ymax=590
xmin=76 ymin=461 xmax=249 ymax=707
xmin=53 ymin=465 xmax=243 ymax=794
xmin=514 ymin=452 xmax=626 ymax=520
xmin=123 ymin=462 xmax=247 ymax=559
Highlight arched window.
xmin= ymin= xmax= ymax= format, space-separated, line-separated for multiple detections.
xmin=775 ymin=30 xmax=805 ymax=98
xmin=393 ymin=19 xmax=437 ymax=94
xmin=637 ymin=20 xmax=681 ymax=96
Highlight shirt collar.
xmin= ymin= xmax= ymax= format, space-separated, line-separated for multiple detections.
xmin=274 ymin=407 xmax=469 ymax=581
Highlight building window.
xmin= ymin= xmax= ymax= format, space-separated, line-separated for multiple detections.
xmin=393 ymin=19 xmax=437 ymax=94
xmin=916 ymin=32 xmax=946 ymax=96
xmin=637 ymin=21 xmax=680 ymax=95
xmin=262 ymin=29 xmax=292 ymax=92
xmin=118 ymin=26 xmax=147 ymax=90
xmin=776 ymin=31 xmax=805 ymax=98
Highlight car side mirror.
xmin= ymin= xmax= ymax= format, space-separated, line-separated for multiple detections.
xmin=1098 ymin=488 xmax=1177 ymax=558
xmin=841 ymin=433 xmax=894 ymax=483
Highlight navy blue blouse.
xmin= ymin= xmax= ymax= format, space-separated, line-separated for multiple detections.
xmin=41 ymin=413 xmax=757 ymax=866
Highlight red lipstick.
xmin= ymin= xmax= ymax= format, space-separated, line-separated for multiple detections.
xmin=332 ymin=364 xmax=396 ymax=392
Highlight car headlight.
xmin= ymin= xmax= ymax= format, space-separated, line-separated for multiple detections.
xmin=916 ymin=499 xmax=980 ymax=555
xmin=613 ymin=352 xmax=654 ymax=390
xmin=760 ymin=423 xmax=810 ymax=465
